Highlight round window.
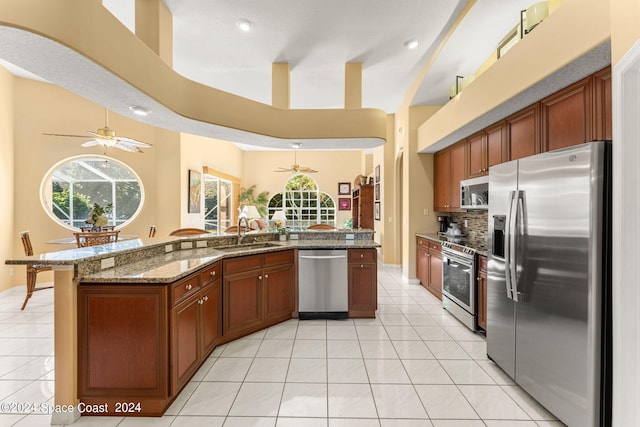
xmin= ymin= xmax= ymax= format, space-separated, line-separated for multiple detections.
xmin=41 ymin=155 xmax=144 ymax=230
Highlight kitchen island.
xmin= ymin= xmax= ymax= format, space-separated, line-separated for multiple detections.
xmin=5 ymin=230 xmax=379 ymax=422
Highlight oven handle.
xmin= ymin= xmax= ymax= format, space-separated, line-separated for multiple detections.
xmin=441 ymin=251 xmax=474 ymax=266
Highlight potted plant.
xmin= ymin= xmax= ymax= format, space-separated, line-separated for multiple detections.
xmin=85 ymin=202 xmax=112 ymax=231
xmin=274 ymin=220 xmax=289 ymax=241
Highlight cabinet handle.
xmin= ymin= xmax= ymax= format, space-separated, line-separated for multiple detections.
xmin=360 ymin=264 xmax=364 ymax=268
xmin=258 ymin=275 xmax=262 ymax=280
xmin=197 ymin=298 xmax=203 ymax=305
xmin=265 ymin=274 xmax=269 ymax=279
xmin=360 ymin=253 xmax=364 ymax=258
xmin=209 ymin=270 xmax=216 ymax=276
xmin=203 ymin=296 xmax=208 ymax=302
xmin=185 ymin=284 xmax=192 ymax=290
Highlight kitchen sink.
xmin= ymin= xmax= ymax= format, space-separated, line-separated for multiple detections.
xmin=213 ymin=242 xmax=283 ymax=253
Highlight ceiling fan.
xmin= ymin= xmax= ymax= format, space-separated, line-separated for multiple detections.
xmin=44 ymin=109 xmax=152 ymax=153
xmin=274 ymin=146 xmax=318 ymax=173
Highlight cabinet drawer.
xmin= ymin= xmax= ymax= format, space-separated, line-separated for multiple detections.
xmin=264 ymin=249 xmax=294 ymax=267
xmin=224 ymin=254 xmax=263 ymax=275
xmin=478 ymin=255 xmax=487 ymax=272
xmin=349 ymin=249 xmax=377 ymax=263
xmin=200 ymin=262 xmax=221 ymax=287
xmin=171 ymin=275 xmax=200 ymax=306
xmin=417 ymin=238 xmax=430 ymax=248
xmin=429 ymin=242 xmax=442 ymax=251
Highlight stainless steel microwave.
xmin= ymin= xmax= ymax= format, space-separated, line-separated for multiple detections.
xmin=460 ymin=176 xmax=489 ymax=210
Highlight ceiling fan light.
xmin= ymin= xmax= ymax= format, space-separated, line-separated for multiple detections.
xmin=236 ymin=19 xmax=253 ymax=32
xmin=129 ymin=105 xmax=150 ymax=116
xmin=291 ymin=142 xmax=302 ymax=149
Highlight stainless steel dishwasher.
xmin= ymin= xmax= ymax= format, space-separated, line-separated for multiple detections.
xmin=298 ymin=249 xmax=348 ymax=320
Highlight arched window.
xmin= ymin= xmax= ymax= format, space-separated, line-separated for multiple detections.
xmin=40 ymin=155 xmax=144 ymax=230
xmin=268 ymin=175 xmax=336 ymax=229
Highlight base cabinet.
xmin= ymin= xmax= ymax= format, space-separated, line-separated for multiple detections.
xmin=416 ymin=237 xmax=442 ymax=300
xmin=223 ymin=250 xmax=295 ymax=341
xmin=348 ymin=249 xmax=377 ymax=317
xmin=477 ymin=255 xmax=487 ymax=331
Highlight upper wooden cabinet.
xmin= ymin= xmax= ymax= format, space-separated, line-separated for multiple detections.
xmin=541 ymin=76 xmax=592 ymax=152
xmin=352 ymin=185 xmax=374 ymax=230
xmin=434 ymin=141 xmax=465 ymax=212
xmin=506 ymin=104 xmax=540 ymax=161
xmin=467 ymin=123 xmax=506 ymax=177
xmin=592 ymin=68 xmax=612 ymax=140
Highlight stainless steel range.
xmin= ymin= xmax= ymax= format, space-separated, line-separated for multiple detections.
xmin=441 ymin=241 xmax=477 ymax=330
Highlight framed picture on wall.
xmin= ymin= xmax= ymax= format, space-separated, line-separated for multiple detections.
xmin=374 ymin=201 xmax=381 ymax=221
xmin=375 ymin=183 xmax=380 ymax=201
xmin=375 ymin=164 xmax=380 ymax=183
xmin=338 ymin=182 xmax=351 ymax=195
xmin=188 ymin=169 xmax=202 ymax=213
xmin=338 ymin=198 xmax=351 ymax=211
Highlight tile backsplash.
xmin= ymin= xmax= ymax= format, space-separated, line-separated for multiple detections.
xmin=448 ymin=211 xmax=488 ymax=250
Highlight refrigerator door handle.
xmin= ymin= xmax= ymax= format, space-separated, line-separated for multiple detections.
xmin=508 ymin=191 xmax=520 ymax=302
xmin=504 ymin=190 xmax=516 ymax=300
xmin=511 ymin=191 xmax=525 ymax=302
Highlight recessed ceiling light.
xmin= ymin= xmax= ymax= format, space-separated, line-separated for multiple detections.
xmin=128 ymin=105 xmax=150 ymax=116
xmin=236 ymin=19 xmax=253 ymax=32
xmin=291 ymin=142 xmax=302 ymax=149
xmin=404 ymin=39 xmax=419 ymax=49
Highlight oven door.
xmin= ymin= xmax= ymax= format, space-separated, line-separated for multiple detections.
xmin=442 ymin=250 xmax=475 ymax=314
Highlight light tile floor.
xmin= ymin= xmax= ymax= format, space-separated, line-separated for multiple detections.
xmin=0 ymin=264 xmax=566 ymax=426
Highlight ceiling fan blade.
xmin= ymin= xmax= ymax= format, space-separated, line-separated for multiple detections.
xmin=88 ymin=131 xmax=110 ymax=139
xmin=113 ymin=142 xmax=142 ymax=153
xmin=116 ymin=136 xmax=152 ymax=147
xmin=299 ymin=167 xmax=318 ymax=173
xmin=274 ymin=167 xmax=293 ymax=172
xmin=43 ymin=132 xmax=90 ymax=138
xmin=80 ymin=140 xmax=103 ymax=147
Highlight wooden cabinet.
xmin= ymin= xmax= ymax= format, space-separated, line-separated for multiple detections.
xmin=171 ymin=262 xmax=222 ymax=393
xmin=78 ymin=284 xmax=170 ymax=416
xmin=593 ymin=68 xmax=612 ymax=140
xmin=416 ymin=237 xmax=442 ymax=299
xmin=434 ymin=141 xmax=466 ymax=212
xmin=467 ymin=124 xmax=505 ymax=178
xmin=352 ymin=185 xmax=374 ymax=229
xmin=223 ymin=250 xmax=295 ymax=341
xmin=477 ymin=255 xmax=487 ymax=331
xmin=506 ymin=104 xmax=540 ymax=161
xmin=348 ymin=248 xmax=377 ymax=317
xmin=541 ymin=76 xmax=592 ymax=152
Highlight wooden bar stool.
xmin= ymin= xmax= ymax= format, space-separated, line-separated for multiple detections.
xmin=19 ymin=231 xmax=53 ymax=310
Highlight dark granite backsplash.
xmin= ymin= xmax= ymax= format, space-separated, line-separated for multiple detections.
xmin=447 ymin=211 xmax=488 ymax=250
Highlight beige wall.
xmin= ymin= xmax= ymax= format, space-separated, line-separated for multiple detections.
xmin=0 ymin=67 xmax=15 ymax=291
xmin=400 ymin=106 xmax=440 ymax=281
xmin=242 ymin=150 xmax=364 ymax=227
xmin=179 ymin=133 xmax=243 ymax=230
xmin=610 ymin=0 xmax=640 ymax=65
xmin=373 ymin=114 xmax=398 ymax=264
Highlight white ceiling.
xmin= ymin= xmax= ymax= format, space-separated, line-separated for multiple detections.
xmin=1 ymin=0 xmax=545 ymax=149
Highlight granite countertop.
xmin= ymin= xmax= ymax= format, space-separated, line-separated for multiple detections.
xmin=80 ymin=239 xmax=380 ymax=284
xmin=416 ymin=232 xmax=488 ymax=257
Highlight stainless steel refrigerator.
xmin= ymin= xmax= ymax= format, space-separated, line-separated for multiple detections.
xmin=487 ymin=141 xmax=611 ymax=427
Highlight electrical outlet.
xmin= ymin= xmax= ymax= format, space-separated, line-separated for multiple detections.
xmin=289 ymin=234 xmax=299 ymax=240
xmin=181 ymin=242 xmax=193 ymax=250
xmin=165 ymin=244 xmax=173 ymax=253
xmin=464 ymin=219 xmax=468 ymax=228
xmin=9 ymin=268 xmax=14 ymax=276
xmin=101 ymin=257 xmax=115 ymax=270
xmin=196 ymin=240 xmax=207 ymax=248
xmin=346 ymin=234 xmax=355 ymax=240
xmin=423 ymin=208 xmax=429 ymax=216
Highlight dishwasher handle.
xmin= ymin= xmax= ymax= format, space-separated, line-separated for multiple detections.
xmin=299 ymin=255 xmax=347 ymax=260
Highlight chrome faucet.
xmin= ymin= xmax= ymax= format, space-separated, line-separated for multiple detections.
xmin=237 ymin=216 xmax=249 ymax=244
